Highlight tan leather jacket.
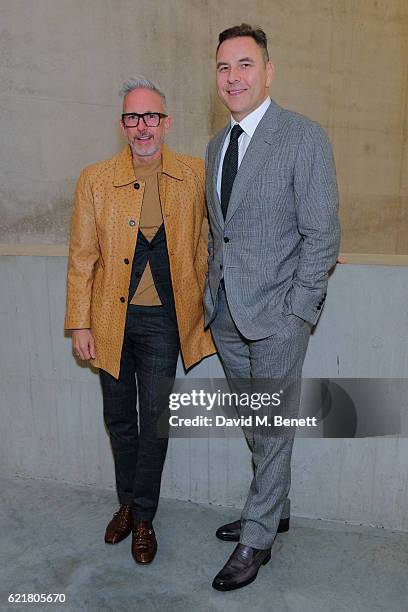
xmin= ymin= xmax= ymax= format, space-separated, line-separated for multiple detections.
xmin=65 ymin=144 xmax=215 ymax=378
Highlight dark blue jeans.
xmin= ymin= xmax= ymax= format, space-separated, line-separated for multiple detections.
xmin=100 ymin=305 xmax=179 ymax=522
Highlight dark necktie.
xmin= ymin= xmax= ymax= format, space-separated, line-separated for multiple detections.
xmin=221 ymin=124 xmax=243 ymax=220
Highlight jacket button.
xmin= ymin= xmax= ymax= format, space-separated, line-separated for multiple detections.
xmin=134 ymin=182 xmax=140 ymax=189
xmin=317 ymin=305 xmax=321 ymax=310
xmin=124 ymin=258 xmax=129 ymax=264
xmin=120 ymin=297 xmax=126 ymax=303
xmin=224 ymin=237 xmax=230 ymax=243
xmin=129 ymin=219 xmax=135 ymax=227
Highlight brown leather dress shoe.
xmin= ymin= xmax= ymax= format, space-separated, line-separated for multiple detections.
xmin=104 ymin=504 xmax=132 ymax=544
xmin=212 ymin=543 xmax=271 ymax=591
xmin=131 ymin=521 xmax=157 ymax=564
xmin=216 ymin=516 xmax=289 ymax=541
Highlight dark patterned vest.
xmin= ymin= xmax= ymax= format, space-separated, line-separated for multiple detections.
xmin=128 ymin=224 xmax=176 ymax=321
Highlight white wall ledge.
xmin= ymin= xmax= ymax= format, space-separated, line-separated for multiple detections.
xmin=1 ymin=244 xmax=408 ymax=266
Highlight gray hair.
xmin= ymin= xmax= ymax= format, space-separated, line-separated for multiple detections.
xmin=119 ymin=76 xmax=166 ymax=110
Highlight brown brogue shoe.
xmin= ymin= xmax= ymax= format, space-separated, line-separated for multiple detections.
xmin=131 ymin=521 xmax=157 ymax=564
xmin=104 ymin=504 xmax=132 ymax=544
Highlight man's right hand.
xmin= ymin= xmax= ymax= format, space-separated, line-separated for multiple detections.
xmin=72 ymin=329 xmax=96 ymax=361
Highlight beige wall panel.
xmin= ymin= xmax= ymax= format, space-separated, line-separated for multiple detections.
xmin=207 ymin=0 xmax=408 ymax=255
xmin=334 ymin=127 xmax=403 ymax=196
xmin=0 ymin=96 xmax=121 ymax=244
xmin=0 ymin=0 xmax=210 ymax=244
xmin=340 ymin=194 xmax=408 ymax=253
xmin=168 ymin=111 xmax=209 ymax=159
xmin=400 ymin=26 xmax=408 ymax=201
xmin=1 ymin=0 xmax=407 ymax=253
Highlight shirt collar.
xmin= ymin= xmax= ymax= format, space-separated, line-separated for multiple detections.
xmin=230 ymin=97 xmax=271 ymax=138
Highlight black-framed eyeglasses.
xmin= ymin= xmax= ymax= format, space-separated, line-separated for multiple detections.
xmin=121 ymin=112 xmax=168 ymax=128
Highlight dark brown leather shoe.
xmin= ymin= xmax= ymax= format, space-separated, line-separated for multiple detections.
xmin=104 ymin=504 xmax=132 ymax=544
xmin=212 ymin=543 xmax=271 ymax=591
xmin=131 ymin=521 xmax=157 ymax=564
xmin=216 ymin=516 xmax=289 ymax=541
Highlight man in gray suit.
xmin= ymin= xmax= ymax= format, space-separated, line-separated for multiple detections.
xmin=205 ymin=24 xmax=341 ymax=591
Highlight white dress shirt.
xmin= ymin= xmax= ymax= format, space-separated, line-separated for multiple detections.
xmin=216 ymin=97 xmax=271 ymax=199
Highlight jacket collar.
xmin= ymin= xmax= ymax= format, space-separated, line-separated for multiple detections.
xmin=161 ymin=144 xmax=183 ymax=181
xmin=254 ymin=98 xmax=282 ymax=142
xmin=113 ymin=144 xmax=183 ymax=187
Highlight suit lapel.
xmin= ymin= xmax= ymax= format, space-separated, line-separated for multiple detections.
xmin=225 ymin=100 xmax=282 ymax=225
xmin=207 ymin=126 xmax=229 ymax=228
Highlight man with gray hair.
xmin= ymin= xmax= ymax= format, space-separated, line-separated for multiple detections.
xmin=65 ymin=77 xmax=215 ymax=565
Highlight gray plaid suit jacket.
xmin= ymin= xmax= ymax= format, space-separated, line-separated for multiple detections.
xmin=204 ymin=99 xmax=341 ymax=338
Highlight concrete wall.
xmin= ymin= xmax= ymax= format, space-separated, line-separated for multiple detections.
xmin=1 ymin=255 xmax=408 ymax=531
xmin=0 ymin=0 xmax=211 ymax=244
xmin=1 ymin=0 xmax=408 ymax=533
xmin=1 ymin=0 xmax=408 ymax=253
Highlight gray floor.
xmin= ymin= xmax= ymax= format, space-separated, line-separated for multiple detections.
xmin=0 ymin=476 xmax=407 ymax=612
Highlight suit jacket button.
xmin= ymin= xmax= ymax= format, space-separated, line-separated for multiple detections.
xmin=120 ymin=297 xmax=126 ymax=303
xmin=129 ymin=219 xmax=136 ymax=227
xmin=317 ymin=305 xmax=321 ymax=310
xmin=224 ymin=237 xmax=230 ymax=243
xmin=124 ymin=258 xmax=129 ymax=264
xmin=134 ymin=182 xmax=140 ymax=189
